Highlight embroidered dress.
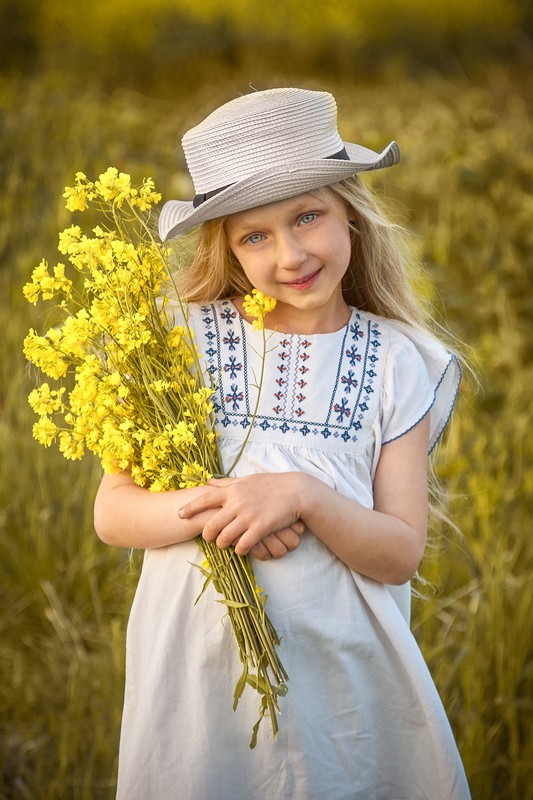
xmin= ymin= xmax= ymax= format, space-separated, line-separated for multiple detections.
xmin=116 ymin=300 xmax=470 ymax=800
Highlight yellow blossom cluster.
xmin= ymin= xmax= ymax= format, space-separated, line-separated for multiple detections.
xmin=63 ymin=168 xmax=161 ymax=213
xmin=23 ymin=169 xmax=218 ymax=488
xmin=23 ymin=259 xmax=73 ymax=306
xmin=242 ymin=289 xmax=277 ymax=330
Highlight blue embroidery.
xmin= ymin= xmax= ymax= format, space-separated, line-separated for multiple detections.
xmin=341 ymin=370 xmax=358 ymax=393
xmin=350 ymin=321 xmax=364 ymax=339
xmin=197 ymin=302 xmax=382 ymax=446
xmin=221 ymin=306 xmax=237 ymax=323
xmin=223 ymin=331 xmax=240 ymax=351
xmin=333 ymin=396 xmax=351 ymax=421
xmin=224 ymin=356 xmax=242 ymax=379
xmin=226 ymin=384 xmax=244 ymax=411
xmin=345 ymin=346 xmax=362 ymax=366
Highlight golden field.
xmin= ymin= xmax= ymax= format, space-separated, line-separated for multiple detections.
xmin=0 ymin=3 xmax=532 ymax=796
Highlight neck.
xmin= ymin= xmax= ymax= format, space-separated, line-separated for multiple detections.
xmin=233 ymin=297 xmax=352 ymax=335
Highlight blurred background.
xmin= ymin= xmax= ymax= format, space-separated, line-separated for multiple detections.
xmin=1 ymin=1 xmax=532 ymax=797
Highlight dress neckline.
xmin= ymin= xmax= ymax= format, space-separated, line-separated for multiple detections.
xmin=227 ymin=298 xmax=357 ymax=339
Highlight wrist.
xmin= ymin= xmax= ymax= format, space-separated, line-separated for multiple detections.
xmin=291 ymin=471 xmax=318 ymax=520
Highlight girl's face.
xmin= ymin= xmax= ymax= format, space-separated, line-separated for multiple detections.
xmin=224 ymin=192 xmax=352 ymax=334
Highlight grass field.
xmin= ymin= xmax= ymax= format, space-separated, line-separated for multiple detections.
xmin=1 ymin=65 xmax=532 ymax=798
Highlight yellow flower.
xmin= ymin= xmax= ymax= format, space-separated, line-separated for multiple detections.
xmin=101 ymin=449 xmax=123 ymax=474
xmin=58 ymin=431 xmax=85 ymax=460
xmin=149 ymin=379 xmax=172 ymax=393
xmin=165 ymin=421 xmax=197 ymax=448
xmin=32 ymin=416 xmax=59 ymax=447
xmin=132 ymin=177 xmax=162 ymax=211
xmin=242 ymin=289 xmax=277 ymax=330
xmin=167 ymin=325 xmax=188 ymax=348
xmin=22 ymin=259 xmax=73 ymax=304
xmin=23 ymin=329 xmax=69 ymax=379
xmin=148 ymin=478 xmax=166 ymax=493
xmin=112 ymin=312 xmax=153 ymax=353
xmin=179 ymin=462 xmax=212 ymax=488
xmin=152 ymin=434 xmax=172 ymax=454
xmin=60 ymin=310 xmax=95 ymax=358
xmin=94 ymin=167 xmax=134 ymax=207
xmin=22 ymin=281 xmax=41 ymax=305
xmin=28 ymin=384 xmax=66 ymax=416
xmin=58 ymin=225 xmax=82 ymax=255
xmin=63 ymin=172 xmax=95 ymax=212
xmin=130 ymin=465 xmax=147 ymax=487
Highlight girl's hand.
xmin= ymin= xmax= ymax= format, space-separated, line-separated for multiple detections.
xmin=178 ymin=473 xmax=305 ymax=557
xmin=249 ymin=521 xmax=305 ymax=561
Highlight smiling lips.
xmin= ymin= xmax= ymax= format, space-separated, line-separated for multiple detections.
xmin=282 ymin=268 xmax=322 ymax=290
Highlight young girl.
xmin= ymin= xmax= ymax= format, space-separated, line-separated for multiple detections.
xmin=94 ymin=87 xmax=471 ymax=799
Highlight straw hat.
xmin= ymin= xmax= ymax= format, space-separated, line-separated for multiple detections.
xmin=158 ymin=87 xmax=400 ymax=241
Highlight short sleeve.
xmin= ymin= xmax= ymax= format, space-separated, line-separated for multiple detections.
xmin=381 ymin=321 xmax=461 ymax=453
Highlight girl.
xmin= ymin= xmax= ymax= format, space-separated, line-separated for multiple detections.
xmin=94 ymin=87 xmax=470 ymax=799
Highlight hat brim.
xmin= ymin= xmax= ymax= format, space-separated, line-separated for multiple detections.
xmin=158 ymin=140 xmax=400 ymax=241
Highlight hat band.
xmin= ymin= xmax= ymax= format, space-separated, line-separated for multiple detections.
xmin=192 ymin=146 xmax=350 ymax=208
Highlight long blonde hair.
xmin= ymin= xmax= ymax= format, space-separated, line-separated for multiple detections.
xmin=172 ymin=175 xmax=432 ymax=334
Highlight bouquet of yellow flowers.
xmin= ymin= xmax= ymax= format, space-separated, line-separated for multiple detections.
xmin=22 ymin=168 xmax=286 ymax=747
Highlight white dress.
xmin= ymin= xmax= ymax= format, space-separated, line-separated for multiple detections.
xmin=116 ymin=300 xmax=470 ymax=800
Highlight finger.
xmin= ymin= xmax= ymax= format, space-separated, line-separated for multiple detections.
xmin=249 ymin=542 xmax=272 ymax=561
xmin=235 ymin=532 xmax=287 ymax=559
xmin=272 ymin=527 xmax=303 ymax=552
xmin=290 ymin=520 xmax=305 ymax=535
xmin=212 ymin=519 xmax=248 ymax=549
xmin=178 ymin=488 xmax=223 ymax=519
xmin=201 ymin=509 xmax=239 ymax=543
xmin=261 ymin=534 xmax=289 ymax=559
xmin=206 ymin=477 xmax=233 ymax=487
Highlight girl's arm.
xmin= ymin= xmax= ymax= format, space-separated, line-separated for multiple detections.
xmin=94 ymin=473 xmax=217 ymax=548
xmin=178 ymin=414 xmax=430 ymax=585
xmin=93 ymin=472 xmax=304 ymax=556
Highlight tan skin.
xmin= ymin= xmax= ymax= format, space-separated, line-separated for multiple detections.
xmin=94 ymin=193 xmax=430 ymax=585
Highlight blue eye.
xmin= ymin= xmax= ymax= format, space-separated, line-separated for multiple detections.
xmin=245 ymin=233 xmax=264 ymax=245
xmin=300 ymin=213 xmax=318 ymax=225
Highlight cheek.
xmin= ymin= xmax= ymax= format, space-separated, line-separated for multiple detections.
xmin=331 ymin=228 xmax=352 ymax=272
xmin=233 ymin=251 xmax=269 ymax=286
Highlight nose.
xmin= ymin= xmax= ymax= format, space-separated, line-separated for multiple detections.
xmin=275 ymin=232 xmax=306 ymax=271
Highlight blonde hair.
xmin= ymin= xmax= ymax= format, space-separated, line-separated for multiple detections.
xmin=174 ymin=217 xmax=253 ymax=302
xmin=172 ymin=175 xmax=432 ymax=334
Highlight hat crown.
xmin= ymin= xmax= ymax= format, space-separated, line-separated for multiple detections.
xmin=182 ymin=88 xmax=344 ymax=195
